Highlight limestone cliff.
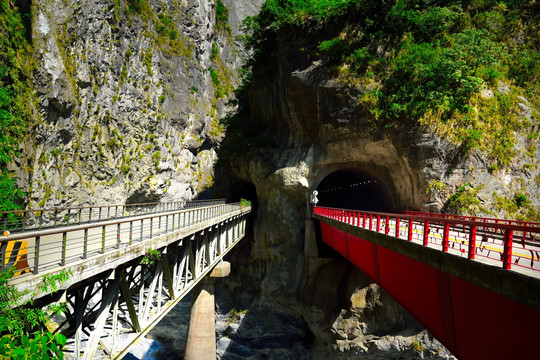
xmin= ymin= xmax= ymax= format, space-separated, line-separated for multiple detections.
xmin=16 ymin=0 xmax=260 ymax=208
xmin=4 ymin=1 xmax=538 ymax=359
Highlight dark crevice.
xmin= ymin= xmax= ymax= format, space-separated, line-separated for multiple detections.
xmin=15 ymin=0 xmax=33 ymax=43
xmin=228 ymin=180 xmax=258 ymax=239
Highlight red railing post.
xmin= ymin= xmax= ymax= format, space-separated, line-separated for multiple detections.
xmin=395 ymin=217 xmax=400 ymax=239
xmin=503 ymin=229 xmax=514 ymax=270
xmin=369 ymin=214 xmax=373 ymax=230
xmin=357 ymin=212 xmax=361 ymax=227
xmin=385 ymin=216 xmax=390 ymax=235
xmin=468 ymin=225 xmax=477 ymax=260
xmin=423 ymin=220 xmax=430 ymax=246
xmin=363 ymin=213 xmax=366 ymax=228
xmin=408 ymin=218 xmax=413 ymax=242
xmin=442 ymin=222 xmax=450 ymax=252
xmin=376 ymin=215 xmax=381 ymax=232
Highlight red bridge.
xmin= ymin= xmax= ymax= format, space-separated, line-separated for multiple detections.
xmin=313 ymin=206 xmax=540 ymax=360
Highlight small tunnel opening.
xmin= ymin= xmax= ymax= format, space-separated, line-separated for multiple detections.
xmin=228 ymin=181 xmax=258 ymax=210
xmin=315 ymin=168 xmax=393 ymax=211
xmin=314 ymin=168 xmax=394 ymax=257
xmin=228 ymin=180 xmax=258 ymax=238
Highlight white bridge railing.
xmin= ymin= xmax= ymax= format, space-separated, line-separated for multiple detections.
xmin=2 ymin=202 xmax=242 ymax=276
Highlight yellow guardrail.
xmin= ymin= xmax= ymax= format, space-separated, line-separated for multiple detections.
xmin=0 ymin=237 xmax=30 ymax=276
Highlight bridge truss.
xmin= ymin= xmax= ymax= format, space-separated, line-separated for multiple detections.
xmin=5 ymin=203 xmax=250 ymax=359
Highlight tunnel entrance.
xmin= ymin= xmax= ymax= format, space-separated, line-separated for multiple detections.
xmin=313 ymin=168 xmax=394 ymax=258
xmin=315 ymin=168 xmax=393 ymax=211
xmin=228 ymin=180 xmax=258 ymax=211
xmin=228 ymin=180 xmax=258 ymax=240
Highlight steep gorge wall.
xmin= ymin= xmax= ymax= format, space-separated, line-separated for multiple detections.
xmin=6 ymin=1 xmax=538 ymax=358
xmin=15 ymin=0 xmax=262 ymax=208
xmin=218 ymin=12 xmax=539 ymax=359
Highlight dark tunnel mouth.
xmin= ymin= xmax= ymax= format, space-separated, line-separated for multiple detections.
xmin=313 ymin=168 xmax=395 ymax=258
xmin=315 ymin=168 xmax=394 ymax=212
xmin=228 ymin=180 xmax=258 ymax=240
xmin=228 ymin=180 xmax=258 ymax=211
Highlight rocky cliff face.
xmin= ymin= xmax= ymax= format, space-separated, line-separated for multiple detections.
xmin=216 ymin=13 xmax=539 ymax=359
xmin=18 ymin=0 xmax=259 ymax=208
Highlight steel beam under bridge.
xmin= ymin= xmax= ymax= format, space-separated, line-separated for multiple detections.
xmin=7 ymin=203 xmax=251 ymax=359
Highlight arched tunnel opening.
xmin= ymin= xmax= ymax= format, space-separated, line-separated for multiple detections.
xmin=313 ymin=168 xmax=395 ymax=257
xmin=315 ymin=168 xmax=394 ymax=211
xmin=228 ymin=180 xmax=258 ymax=239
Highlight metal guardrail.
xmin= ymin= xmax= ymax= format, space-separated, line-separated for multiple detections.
xmin=0 ymin=199 xmax=226 ymax=233
xmin=314 ymin=206 xmax=540 ymax=273
xmin=1 ymin=202 xmax=245 ymax=276
xmin=401 ymin=210 xmax=540 ymax=228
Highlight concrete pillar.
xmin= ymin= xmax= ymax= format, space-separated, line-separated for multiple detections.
xmin=304 ymin=219 xmax=319 ymax=257
xmin=184 ymin=261 xmax=230 ymax=360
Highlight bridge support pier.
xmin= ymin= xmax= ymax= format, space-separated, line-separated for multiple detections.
xmin=304 ymin=219 xmax=319 ymax=257
xmin=184 ymin=261 xmax=230 ymax=360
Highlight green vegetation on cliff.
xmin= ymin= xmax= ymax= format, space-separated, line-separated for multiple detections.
xmin=241 ymin=0 xmax=539 ymax=166
xmin=0 ymin=0 xmax=34 ymax=211
xmin=215 ymin=0 xmax=231 ymax=34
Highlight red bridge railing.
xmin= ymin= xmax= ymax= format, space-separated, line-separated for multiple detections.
xmin=401 ymin=210 xmax=540 ymax=228
xmin=313 ymin=207 xmax=540 ymax=273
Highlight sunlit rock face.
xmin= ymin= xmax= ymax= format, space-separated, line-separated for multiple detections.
xmin=21 ymin=0 xmax=255 ymax=208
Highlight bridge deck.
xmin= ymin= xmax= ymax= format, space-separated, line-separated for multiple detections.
xmin=314 ymin=207 xmax=540 ymax=278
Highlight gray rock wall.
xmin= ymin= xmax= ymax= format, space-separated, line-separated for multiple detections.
xmin=12 ymin=0 xmax=538 ymax=358
xmin=218 ymin=21 xmax=539 ymax=359
xmin=20 ymin=0 xmax=255 ymax=208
